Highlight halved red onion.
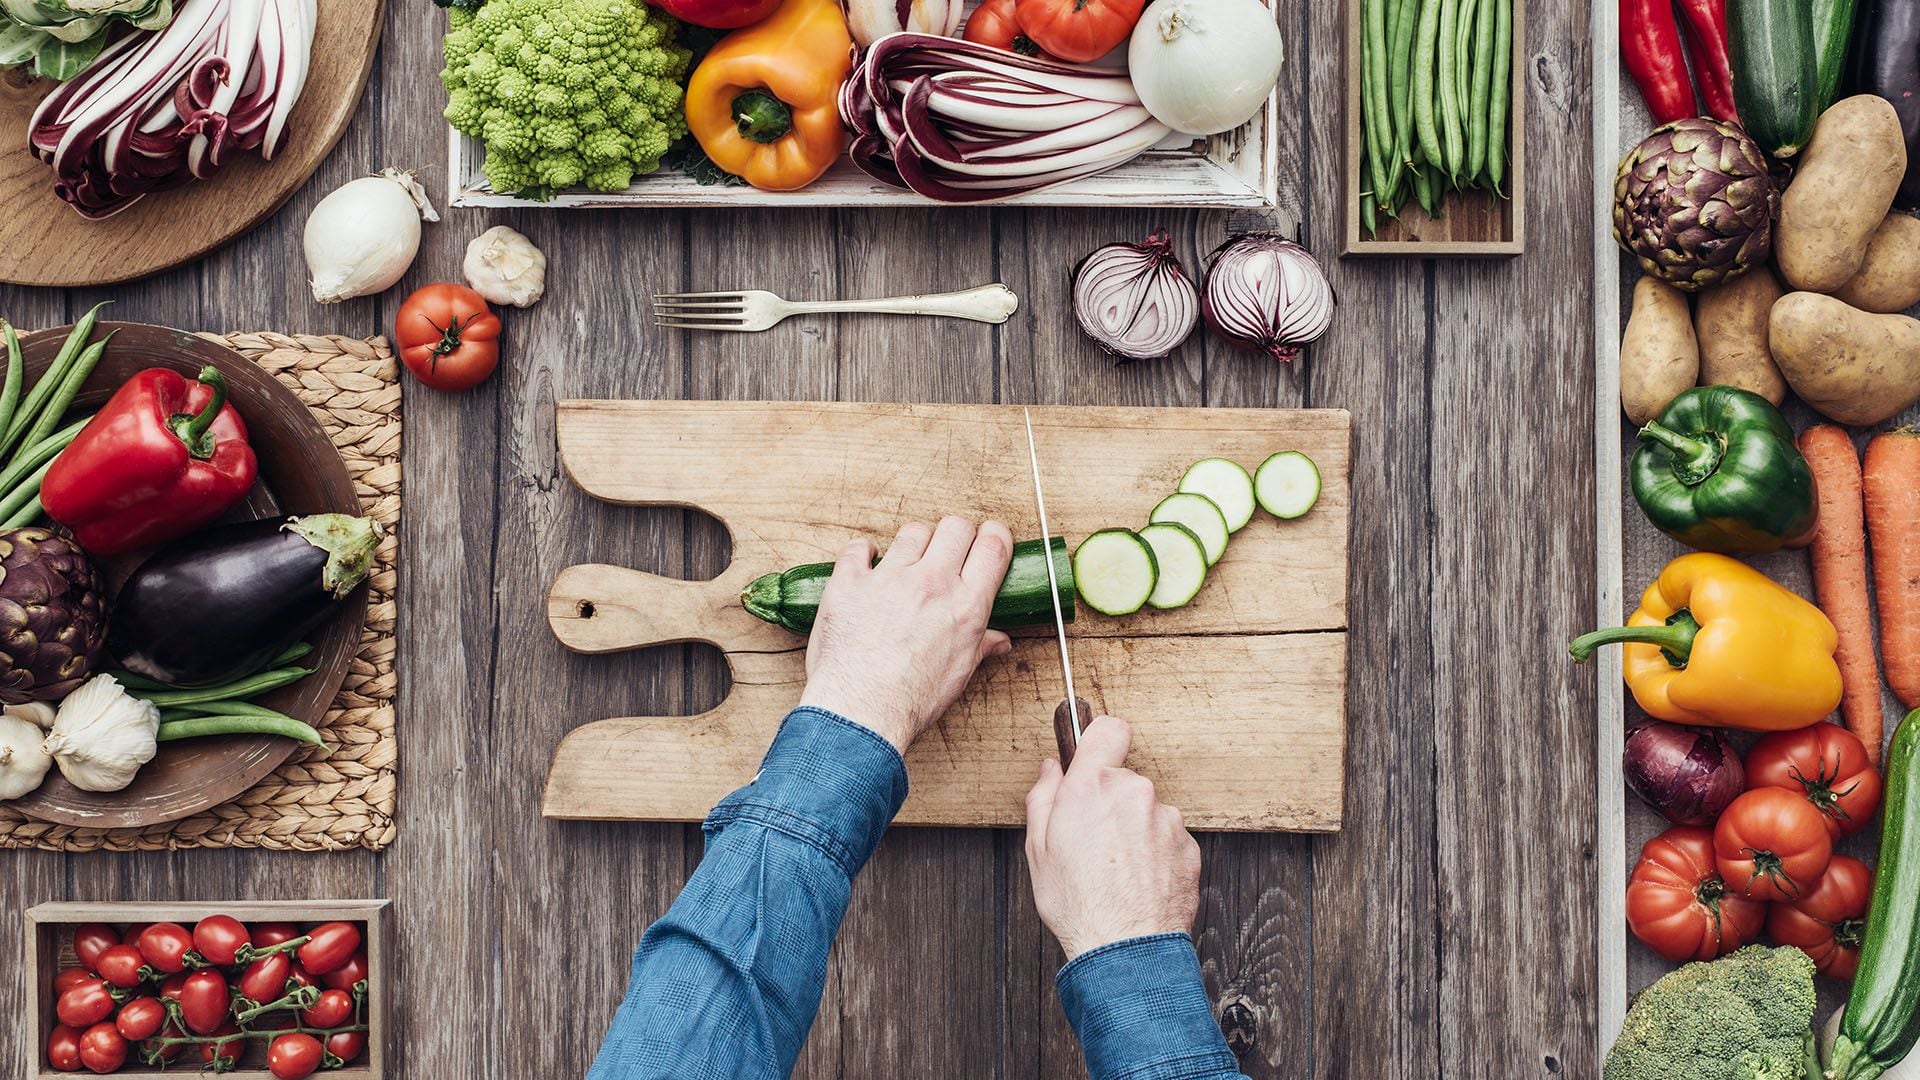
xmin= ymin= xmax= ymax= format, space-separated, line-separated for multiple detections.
xmin=1071 ymin=230 xmax=1199 ymax=362
xmin=1201 ymin=234 xmax=1336 ymax=363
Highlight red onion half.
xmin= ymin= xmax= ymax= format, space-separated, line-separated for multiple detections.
xmin=1201 ymin=234 xmax=1335 ymax=363
xmin=1071 ymin=229 xmax=1199 ymax=362
xmin=1624 ymin=719 xmax=1746 ymax=826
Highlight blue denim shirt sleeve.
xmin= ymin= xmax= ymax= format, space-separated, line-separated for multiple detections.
xmin=1057 ymin=934 xmax=1251 ymax=1080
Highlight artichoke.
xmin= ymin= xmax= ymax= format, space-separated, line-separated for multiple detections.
xmin=0 ymin=528 xmax=105 ymax=704
xmin=1613 ymin=117 xmax=1779 ymax=292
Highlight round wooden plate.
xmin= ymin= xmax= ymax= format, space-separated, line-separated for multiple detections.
xmin=5 ymin=323 xmax=368 ymax=828
xmin=0 ymin=0 xmax=386 ymax=287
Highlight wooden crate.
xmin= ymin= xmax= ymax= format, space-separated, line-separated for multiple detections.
xmin=23 ymin=900 xmax=391 ymax=1080
xmin=1340 ymin=0 xmax=1526 ymax=256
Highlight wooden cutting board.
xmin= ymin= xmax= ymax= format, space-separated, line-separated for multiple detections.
xmin=544 ymin=401 xmax=1351 ymax=832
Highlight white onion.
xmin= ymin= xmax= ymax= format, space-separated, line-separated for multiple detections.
xmin=303 ymin=169 xmax=440 ymax=304
xmin=1071 ymin=229 xmax=1199 ymax=361
xmin=1201 ymin=234 xmax=1334 ymax=363
xmin=1126 ymin=0 xmax=1284 ymax=136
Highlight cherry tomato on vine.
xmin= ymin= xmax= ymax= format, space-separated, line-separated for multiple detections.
xmin=56 ymin=978 xmax=115 ymax=1028
xmin=269 ymin=1032 xmax=324 ymax=1079
xmin=178 ymin=969 xmax=231 ymax=1035
xmin=296 ymin=922 xmax=362 ymax=976
xmin=396 ymin=284 xmax=501 ymax=393
xmin=1714 ymin=788 xmax=1835 ymax=902
xmin=193 ymin=915 xmax=253 ymax=966
xmin=1747 ymin=725 xmax=1883 ymax=838
xmin=71 ymin=924 xmax=119 ymax=970
xmin=240 ymin=952 xmax=293 ymax=1003
xmin=199 ymin=1022 xmax=242 ymax=1067
xmin=46 ymin=1024 xmax=84 ymax=1071
xmin=95 ymin=944 xmax=147 ymax=989
xmin=320 ymin=951 xmax=369 ymax=991
xmin=252 ymin=922 xmax=300 ymax=949
xmin=1770 ymin=854 xmax=1875 ymax=979
xmin=158 ymin=972 xmax=188 ymax=1001
xmin=77 ymin=1022 xmax=126 ymax=1074
xmin=53 ymin=966 xmax=95 ymax=994
xmin=136 ymin=923 xmax=194 ymax=973
xmin=115 ymin=996 xmax=167 ymax=1041
xmin=119 ymin=923 xmax=150 ymax=945
xmin=301 ymin=988 xmax=354 ymax=1029
xmin=325 ymin=1029 xmax=366 ymax=1064
xmin=142 ymin=1035 xmax=182 ymax=1062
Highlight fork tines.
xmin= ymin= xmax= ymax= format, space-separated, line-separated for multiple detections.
xmin=652 ymin=291 xmax=750 ymax=330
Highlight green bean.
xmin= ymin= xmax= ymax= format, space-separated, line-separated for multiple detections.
xmin=0 ymin=417 xmax=86 ymax=504
xmin=1 ymin=301 xmax=105 ymax=457
xmin=270 ymin=642 xmax=314 ymax=667
xmin=0 ymin=495 xmax=41 ymax=530
xmin=1487 ymin=0 xmax=1511 ymax=192
xmin=1455 ymin=0 xmax=1476 ymax=126
xmin=129 ymin=665 xmax=316 ymax=707
xmin=165 ymin=700 xmax=292 ymax=721
xmin=1435 ymin=0 xmax=1463 ymax=181
xmin=1413 ymin=0 xmax=1444 ymax=174
xmin=1467 ymin=0 xmax=1497 ymax=181
xmin=108 ymin=671 xmax=172 ymax=692
xmin=158 ymin=713 xmax=325 ymax=747
xmin=16 ymin=336 xmax=106 ymax=460
xmin=1362 ymin=190 xmax=1379 ymax=237
xmin=1388 ymin=0 xmax=1419 ymax=195
xmin=0 ymin=458 xmax=52 ymax=525
xmin=1364 ymin=0 xmax=1395 ymax=211
xmin=0 ymin=326 xmax=23 ymax=446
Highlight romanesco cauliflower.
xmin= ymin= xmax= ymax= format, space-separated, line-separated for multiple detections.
xmin=441 ymin=0 xmax=691 ymax=198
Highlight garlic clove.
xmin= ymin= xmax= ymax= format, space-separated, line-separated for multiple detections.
xmin=0 ymin=713 xmax=52 ymax=800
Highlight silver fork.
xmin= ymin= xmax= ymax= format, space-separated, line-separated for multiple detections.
xmin=652 ymin=283 xmax=1020 ymax=332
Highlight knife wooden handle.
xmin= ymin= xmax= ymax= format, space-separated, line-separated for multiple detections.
xmin=1053 ymin=698 xmax=1092 ymax=771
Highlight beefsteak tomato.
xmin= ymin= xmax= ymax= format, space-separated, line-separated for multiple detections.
xmin=1768 ymin=853 xmax=1873 ymax=979
xmin=1747 ymin=724 xmax=1883 ymax=837
xmin=1714 ymin=787 xmax=1834 ymax=901
xmin=963 ymin=0 xmax=1051 ymax=56
xmin=1012 ymin=0 xmax=1143 ymax=62
xmin=1626 ymin=825 xmax=1767 ymax=961
xmin=396 ymin=284 xmax=501 ymax=393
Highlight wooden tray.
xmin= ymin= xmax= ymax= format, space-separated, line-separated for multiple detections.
xmin=1340 ymin=0 xmax=1526 ymax=256
xmin=3 ymin=323 xmax=368 ymax=830
xmin=543 ymin=401 xmax=1351 ymax=832
xmin=0 ymin=0 xmax=385 ymax=287
xmin=24 ymin=900 xmax=390 ymax=1079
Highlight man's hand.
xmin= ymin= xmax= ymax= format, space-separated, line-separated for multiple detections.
xmin=1024 ymin=717 xmax=1202 ymax=961
xmin=798 ymin=517 xmax=1015 ymax=753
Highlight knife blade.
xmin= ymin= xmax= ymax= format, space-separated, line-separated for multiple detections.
xmin=1023 ymin=408 xmax=1088 ymax=768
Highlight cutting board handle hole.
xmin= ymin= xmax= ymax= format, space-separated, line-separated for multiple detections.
xmin=577 ymin=600 xmax=596 ymax=619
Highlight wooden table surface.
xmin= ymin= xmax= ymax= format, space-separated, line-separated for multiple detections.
xmin=0 ymin=0 xmax=1599 ymax=1076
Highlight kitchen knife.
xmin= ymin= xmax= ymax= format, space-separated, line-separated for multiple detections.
xmin=1023 ymin=408 xmax=1091 ymax=769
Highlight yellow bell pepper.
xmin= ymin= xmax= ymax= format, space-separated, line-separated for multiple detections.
xmin=685 ymin=0 xmax=853 ymax=192
xmin=1569 ymin=552 xmax=1842 ymax=731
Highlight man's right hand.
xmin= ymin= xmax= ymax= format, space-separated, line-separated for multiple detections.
xmin=1023 ymin=716 xmax=1202 ymax=962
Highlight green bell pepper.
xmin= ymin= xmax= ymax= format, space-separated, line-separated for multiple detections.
xmin=1630 ymin=386 xmax=1818 ymax=554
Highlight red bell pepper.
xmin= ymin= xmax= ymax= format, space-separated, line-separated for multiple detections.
xmin=42 ymin=366 xmax=257 ymax=556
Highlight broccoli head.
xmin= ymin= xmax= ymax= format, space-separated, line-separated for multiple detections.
xmin=441 ymin=0 xmax=691 ymax=198
xmin=1604 ymin=945 xmax=1817 ymax=1080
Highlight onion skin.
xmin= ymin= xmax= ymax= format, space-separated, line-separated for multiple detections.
xmin=1201 ymin=233 xmax=1336 ymax=363
xmin=1071 ymin=229 xmax=1200 ymax=362
xmin=1624 ymin=719 xmax=1746 ymax=825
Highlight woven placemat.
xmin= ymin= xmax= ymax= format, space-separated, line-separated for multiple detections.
xmin=0 ymin=332 xmax=401 ymax=853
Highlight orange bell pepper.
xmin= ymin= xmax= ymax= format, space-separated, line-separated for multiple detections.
xmin=685 ymin=0 xmax=853 ymax=191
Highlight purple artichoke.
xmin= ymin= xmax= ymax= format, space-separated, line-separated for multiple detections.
xmin=1613 ymin=117 xmax=1779 ymax=292
xmin=0 ymin=528 xmax=105 ymax=704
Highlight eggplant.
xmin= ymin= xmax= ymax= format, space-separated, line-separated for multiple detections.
xmin=109 ymin=513 xmax=382 ymax=687
xmin=1850 ymin=0 xmax=1920 ymax=209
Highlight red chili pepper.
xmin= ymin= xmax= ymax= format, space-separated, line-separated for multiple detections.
xmin=42 ymin=365 xmax=257 ymax=555
xmin=1676 ymin=0 xmax=1738 ymax=123
xmin=1621 ymin=0 xmax=1699 ymax=125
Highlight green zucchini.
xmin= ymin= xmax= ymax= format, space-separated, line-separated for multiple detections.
xmin=1812 ymin=0 xmax=1857 ymax=112
xmin=740 ymin=536 xmax=1073 ymax=635
xmin=1830 ymin=708 xmax=1920 ymax=1080
xmin=1729 ymin=0 xmax=1819 ymax=157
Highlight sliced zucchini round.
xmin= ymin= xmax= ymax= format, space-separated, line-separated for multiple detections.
xmin=1072 ymin=529 xmax=1158 ymax=616
xmin=1149 ymin=492 xmax=1230 ymax=566
xmin=1255 ymin=451 xmax=1322 ymax=520
xmin=1177 ymin=457 xmax=1256 ymax=532
xmin=1137 ymin=522 xmax=1209 ymax=610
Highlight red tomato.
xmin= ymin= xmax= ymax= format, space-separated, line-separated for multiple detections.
xmin=396 ymin=284 xmax=501 ymax=393
xmin=178 ymin=969 xmax=231 ymax=1035
xmin=240 ymin=952 xmax=293 ymax=1003
xmin=269 ymin=1032 xmax=324 ymax=1079
xmin=1769 ymin=854 xmax=1874 ymax=979
xmin=57 ymin=979 xmax=115 ymax=1028
xmin=157 ymin=972 xmax=188 ymax=1000
xmin=289 ymin=962 xmax=319 ymax=991
xmin=1747 ymin=725 xmax=1883 ymax=838
xmin=77 ymin=1022 xmax=125 ymax=1074
xmin=644 ymin=0 xmax=781 ymax=27
xmin=199 ymin=1022 xmax=242 ymax=1067
xmin=320 ymin=951 xmax=369 ymax=992
xmin=114 ymin=996 xmax=167 ymax=1041
xmin=298 ymin=923 xmax=362 ymax=976
xmin=300 ymin=988 xmax=354 ymax=1029
xmin=119 ymin=923 xmax=150 ymax=945
xmin=136 ymin=923 xmax=194 ymax=974
xmin=1012 ymin=0 xmax=1143 ymax=61
xmin=72 ymin=924 xmax=120 ymax=970
xmin=47 ymin=1024 xmax=84 ymax=1071
xmin=141 ymin=1036 xmax=182 ymax=1063
xmin=253 ymin=922 xmax=300 ymax=949
xmin=193 ymin=915 xmax=252 ymax=966
xmin=1715 ymin=788 xmax=1835 ymax=901
xmin=962 ymin=0 xmax=1053 ymax=57
xmin=95 ymin=944 xmax=147 ymax=989
xmin=325 ymin=1029 xmax=366 ymax=1063
xmin=53 ymin=966 xmax=96 ymax=994
xmin=1626 ymin=825 xmax=1768 ymax=961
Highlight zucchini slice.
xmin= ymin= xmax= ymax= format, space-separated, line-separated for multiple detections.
xmin=1149 ymin=492 xmax=1230 ymax=566
xmin=1177 ymin=457 xmax=1256 ymax=532
xmin=1072 ymin=529 xmax=1158 ymax=616
xmin=1255 ymin=451 xmax=1322 ymax=520
xmin=1138 ymin=522 xmax=1209 ymax=610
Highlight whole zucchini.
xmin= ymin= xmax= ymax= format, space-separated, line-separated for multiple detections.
xmin=1730 ymin=0 xmax=1819 ymax=156
xmin=1830 ymin=708 xmax=1920 ymax=1079
xmin=1813 ymin=0 xmax=1859 ymax=111
xmin=742 ymin=537 xmax=1073 ymax=634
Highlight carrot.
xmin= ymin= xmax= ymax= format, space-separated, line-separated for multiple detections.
xmin=1800 ymin=424 xmax=1884 ymax=760
xmin=1866 ymin=429 xmax=1920 ymax=715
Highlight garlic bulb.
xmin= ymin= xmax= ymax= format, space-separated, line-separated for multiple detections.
xmin=6 ymin=701 xmax=56 ymax=730
xmin=0 ymin=713 xmax=51 ymax=799
xmin=305 ymin=169 xmax=440 ymax=304
xmin=463 ymin=225 xmax=546 ymax=308
xmin=41 ymin=675 xmax=160 ymax=793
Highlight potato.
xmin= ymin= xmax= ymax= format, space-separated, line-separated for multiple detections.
xmin=1694 ymin=265 xmax=1787 ymax=404
xmin=1770 ymin=291 xmax=1920 ymax=425
xmin=1621 ymin=277 xmax=1700 ymax=425
xmin=1776 ymin=95 xmax=1909 ymax=293
xmin=1833 ymin=213 xmax=1920 ymax=313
